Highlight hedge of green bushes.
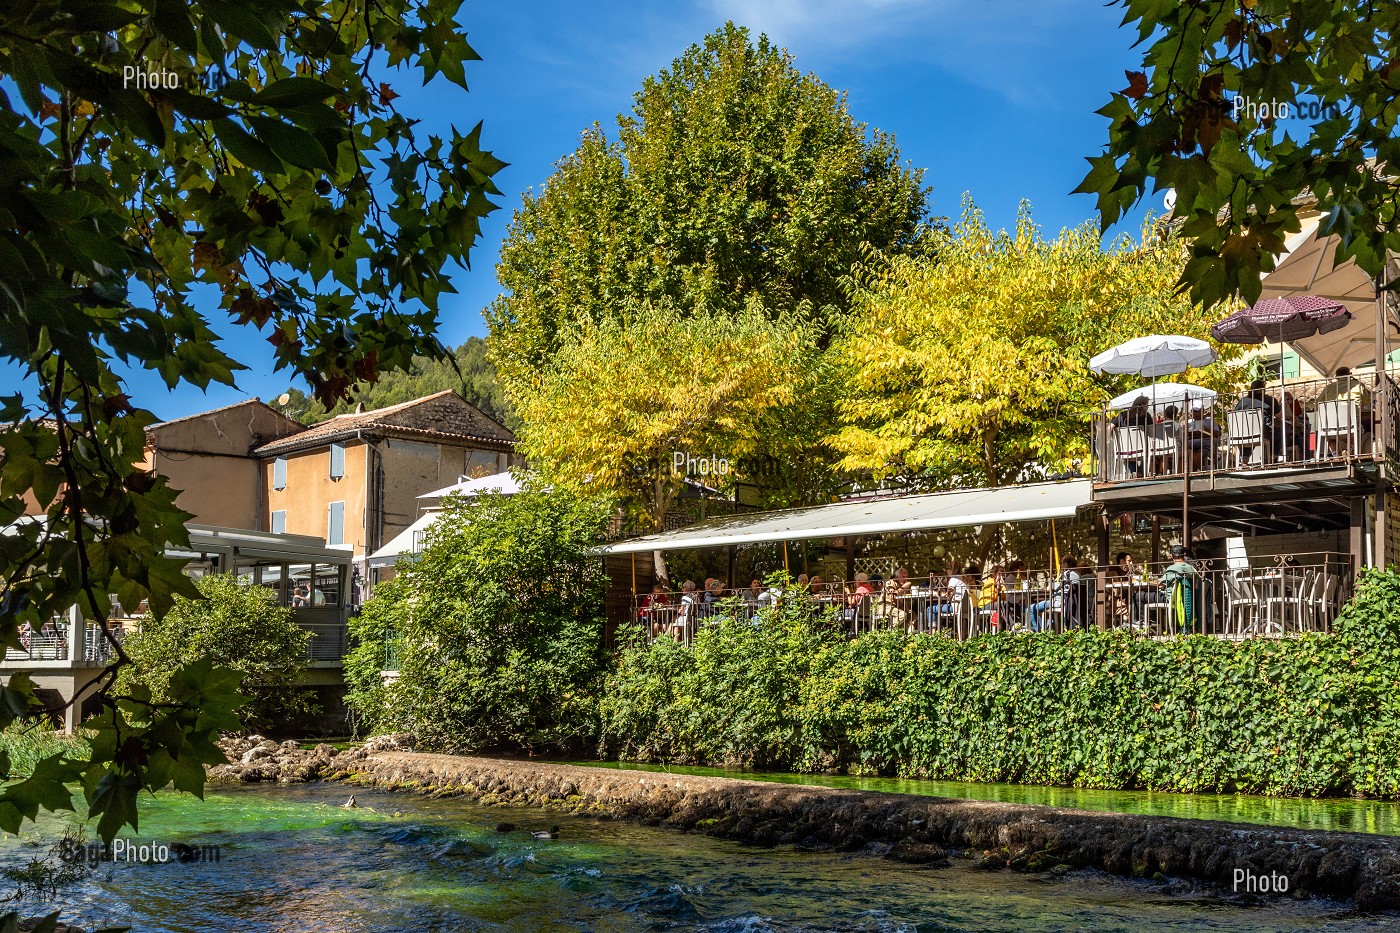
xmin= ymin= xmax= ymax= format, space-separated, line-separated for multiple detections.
xmin=596 ymin=568 xmax=1400 ymax=797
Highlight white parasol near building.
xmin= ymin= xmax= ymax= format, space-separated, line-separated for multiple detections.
xmin=1089 ymin=334 xmax=1217 ymax=378
xmin=1106 ymin=382 xmax=1217 ymax=412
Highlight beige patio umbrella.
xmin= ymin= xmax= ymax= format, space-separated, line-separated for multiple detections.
xmin=1262 ymin=214 xmax=1400 ymax=375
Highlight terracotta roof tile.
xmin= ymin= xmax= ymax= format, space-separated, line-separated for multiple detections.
xmin=253 ymin=390 xmax=515 ymax=455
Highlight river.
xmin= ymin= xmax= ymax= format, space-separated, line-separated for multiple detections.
xmin=0 ymin=782 xmax=1393 ymax=932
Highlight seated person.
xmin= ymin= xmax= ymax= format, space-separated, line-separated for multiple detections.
xmin=873 ymin=579 xmax=910 ymax=631
xmin=1113 ymin=396 xmax=1152 ymax=475
xmin=668 ymin=581 xmax=700 ymax=639
xmin=844 ymin=572 xmax=875 ymax=624
xmin=892 ymin=566 xmax=913 ymax=594
xmin=928 ymin=564 xmax=980 ymax=623
xmin=1027 ymin=558 xmax=1081 ymax=632
xmin=638 ymin=583 xmax=672 ymax=636
xmin=1318 ymin=367 xmax=1374 ymax=456
xmin=1187 ymin=405 xmax=1221 ymax=469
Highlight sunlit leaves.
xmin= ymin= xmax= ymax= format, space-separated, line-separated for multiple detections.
xmin=514 ymin=301 xmax=820 ymax=532
xmin=830 ymin=197 xmax=1242 ymax=489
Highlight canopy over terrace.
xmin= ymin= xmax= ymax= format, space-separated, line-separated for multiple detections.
xmin=1261 ymin=212 xmax=1400 ymax=376
xmin=597 ymin=480 xmax=1094 ymax=556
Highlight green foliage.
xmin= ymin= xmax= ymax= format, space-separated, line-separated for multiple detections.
xmin=0 ymin=723 xmax=87 ymax=778
xmin=0 ymin=0 xmax=500 ymax=838
xmin=488 ymin=21 xmax=927 ymax=401
xmin=345 ymin=486 xmax=612 ymax=754
xmin=117 ymin=574 xmax=312 ymax=730
xmin=278 ymin=336 xmax=517 ymax=431
xmin=1080 ymin=1 xmax=1400 ymax=308
xmin=600 ymin=569 xmax=1400 ymax=798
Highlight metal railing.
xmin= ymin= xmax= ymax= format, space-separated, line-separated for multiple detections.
xmin=630 ymin=553 xmax=1352 ymax=644
xmin=4 ymin=625 xmax=69 ymax=662
xmin=1092 ymin=373 xmax=1399 ymax=484
xmin=302 ymin=622 xmax=348 ymax=661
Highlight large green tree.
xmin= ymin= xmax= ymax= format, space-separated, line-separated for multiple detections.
xmin=830 ymin=198 xmax=1241 ymax=496
xmin=486 ymin=22 xmax=928 ymax=391
xmin=1079 ymin=0 xmax=1400 ymax=307
xmin=0 ymin=0 xmax=501 ymax=846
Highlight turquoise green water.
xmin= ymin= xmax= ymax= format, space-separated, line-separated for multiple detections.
xmin=0 ymin=782 xmax=1393 ymax=931
xmin=572 ymin=760 xmax=1400 ymax=836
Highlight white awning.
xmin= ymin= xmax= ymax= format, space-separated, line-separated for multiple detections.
xmin=1262 ymin=214 xmax=1400 ymax=376
xmin=368 ymin=512 xmax=441 ymax=568
xmin=418 ymin=470 xmax=524 ymax=500
xmin=594 ymin=480 xmax=1093 ymax=555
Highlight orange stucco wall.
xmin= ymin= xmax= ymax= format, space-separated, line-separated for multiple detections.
xmin=263 ymin=441 xmax=370 ymax=552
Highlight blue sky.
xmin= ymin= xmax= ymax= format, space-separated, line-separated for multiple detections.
xmin=9 ymin=0 xmax=1160 ymax=420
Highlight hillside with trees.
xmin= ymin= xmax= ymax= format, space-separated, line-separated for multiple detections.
xmin=277 ymin=336 xmax=517 ymax=431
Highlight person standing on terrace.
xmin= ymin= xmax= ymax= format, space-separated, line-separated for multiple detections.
xmin=1232 ymin=380 xmax=1277 ymax=464
xmin=1160 ymin=545 xmax=1197 ymax=633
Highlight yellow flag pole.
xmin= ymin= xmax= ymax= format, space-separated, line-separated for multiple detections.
xmin=783 ymin=541 xmax=789 ymax=574
xmin=1051 ymin=520 xmax=1061 ymax=576
xmin=630 ymin=553 xmax=636 ymax=595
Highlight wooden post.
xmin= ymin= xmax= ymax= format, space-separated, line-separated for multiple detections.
xmin=845 ymin=537 xmax=856 ymax=582
xmin=1376 ymin=488 xmax=1389 ymax=570
xmin=1351 ymin=496 xmax=1366 ymax=572
xmin=1151 ymin=516 xmax=1162 ymax=565
xmin=1097 ymin=504 xmax=1108 ymax=627
xmin=726 ymin=545 xmax=735 ymax=588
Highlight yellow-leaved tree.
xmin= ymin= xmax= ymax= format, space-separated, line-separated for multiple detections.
xmin=829 ymin=197 xmax=1240 ymax=492
xmin=514 ymin=301 xmax=821 ymax=532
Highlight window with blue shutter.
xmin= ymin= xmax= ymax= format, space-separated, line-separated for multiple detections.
xmin=273 ymin=457 xmax=287 ymax=490
xmin=329 ymin=443 xmax=346 ymax=479
xmin=327 ymin=501 xmax=345 ymax=545
xmin=270 ymin=510 xmax=286 ymax=534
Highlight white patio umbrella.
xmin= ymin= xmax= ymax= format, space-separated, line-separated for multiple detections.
xmin=1089 ymin=335 xmax=1217 ymax=377
xmin=1107 ymin=382 xmax=1217 ymax=411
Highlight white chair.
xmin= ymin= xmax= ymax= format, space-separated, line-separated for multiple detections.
xmin=1224 ymin=572 xmax=1260 ymax=637
xmin=1114 ymin=426 xmax=1148 ymax=480
xmin=1314 ymin=399 xmax=1359 ymax=459
xmin=1147 ymin=424 xmax=1181 ymax=476
xmin=1226 ymin=409 xmax=1270 ymax=468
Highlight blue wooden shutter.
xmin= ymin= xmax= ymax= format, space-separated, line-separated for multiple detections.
xmin=327 ymin=501 xmax=344 ymax=545
xmin=329 ymin=443 xmax=346 ymax=478
xmin=273 ymin=457 xmax=287 ymax=490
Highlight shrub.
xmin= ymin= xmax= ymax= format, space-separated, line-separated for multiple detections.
xmin=345 ymin=485 xmax=612 ymax=754
xmin=117 ymin=573 xmax=313 ymax=731
xmin=599 ymin=568 xmax=1400 ymax=798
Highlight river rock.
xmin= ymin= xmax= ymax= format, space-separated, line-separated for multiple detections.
xmin=18 ymin=921 xmax=84 ymax=933
xmin=208 ymin=734 xmax=415 ymax=784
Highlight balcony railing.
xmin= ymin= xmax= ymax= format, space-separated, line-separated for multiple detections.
xmin=303 ymin=622 xmax=348 ymax=662
xmin=630 ymin=553 xmax=1352 ymax=645
xmin=1092 ymin=372 xmax=1400 ymax=485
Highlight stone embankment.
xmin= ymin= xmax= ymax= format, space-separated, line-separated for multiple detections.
xmin=341 ymin=752 xmax=1400 ymax=911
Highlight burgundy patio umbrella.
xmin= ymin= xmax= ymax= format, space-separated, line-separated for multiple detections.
xmin=1210 ymin=294 xmax=1352 ymax=346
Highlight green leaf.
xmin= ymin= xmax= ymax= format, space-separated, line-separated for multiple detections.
xmin=213 ymin=119 xmax=285 ymax=174
xmin=249 ymin=116 xmax=334 ymax=171
xmin=253 ymin=76 xmax=338 ymax=108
